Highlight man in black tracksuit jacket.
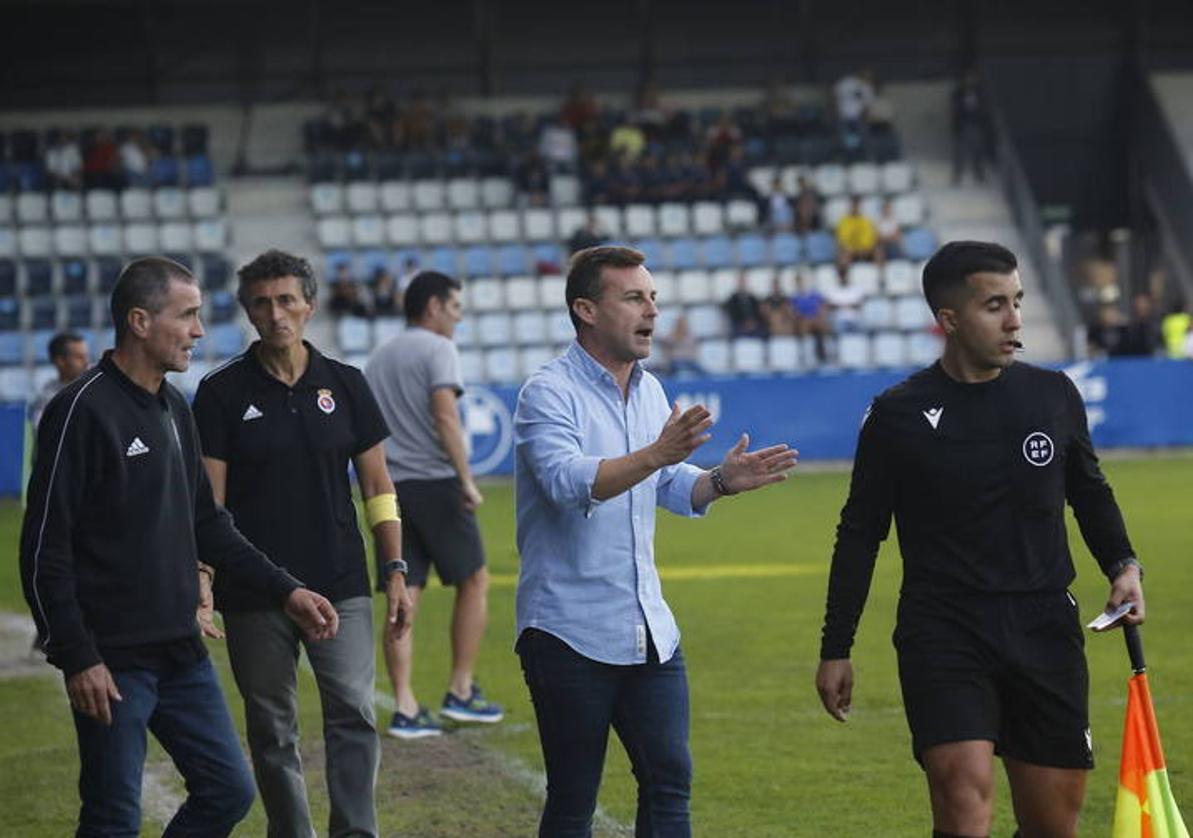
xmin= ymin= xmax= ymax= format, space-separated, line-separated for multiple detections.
xmin=19 ymin=257 xmax=339 ymax=837
xmin=815 ymin=242 xmax=1146 ymax=838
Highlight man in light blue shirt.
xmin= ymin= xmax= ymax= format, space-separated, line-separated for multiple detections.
xmin=514 ymin=246 xmax=799 ymax=837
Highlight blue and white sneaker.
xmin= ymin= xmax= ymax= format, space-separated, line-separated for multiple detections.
xmin=386 ymin=707 xmax=442 ymax=739
xmin=441 ymin=684 xmax=504 ymax=724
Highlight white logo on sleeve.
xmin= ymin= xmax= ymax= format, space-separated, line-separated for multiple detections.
xmin=1022 ymin=431 xmax=1054 ymax=466
xmin=126 ymin=437 xmax=150 ymax=457
xmin=242 ymin=404 xmax=263 ymax=421
xmin=922 ymin=406 xmax=944 ymax=429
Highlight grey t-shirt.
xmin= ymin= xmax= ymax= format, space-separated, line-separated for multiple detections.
xmin=364 ymin=327 xmax=467 ymax=482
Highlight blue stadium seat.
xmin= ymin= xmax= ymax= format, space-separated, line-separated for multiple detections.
xmin=207 ymin=290 xmax=237 ymax=323
xmin=670 ymin=238 xmax=699 ymax=270
xmin=736 ymin=234 xmax=768 ymax=267
xmin=63 ymin=296 xmax=94 ymax=329
xmin=425 ymin=247 xmax=458 ymax=276
xmin=358 ymin=248 xmax=390 ymax=278
xmin=0 ymin=260 xmax=16 ymax=297
xmin=96 ymin=257 xmax=123 ymax=295
xmin=344 ymin=150 xmax=370 ymax=182
xmin=324 ymin=250 xmax=354 ymax=278
xmin=30 ymin=329 xmax=56 ymax=362
xmin=15 ymin=161 xmax=45 ymax=191
xmin=24 ymin=258 xmax=53 ymax=297
xmin=804 ymin=231 xmax=837 ymax=264
xmin=633 ymin=239 xmax=666 ymax=270
xmin=0 ymin=332 xmax=24 ymax=365
xmin=147 ymin=124 xmax=175 ymax=155
xmin=185 ymin=155 xmax=214 ymax=187
xmin=28 ymin=298 xmax=57 ymax=330
xmin=496 ymin=244 xmax=528 ymax=276
xmin=61 ymin=258 xmax=89 ymax=296
xmin=0 ymin=300 xmax=19 ymax=332
xmin=701 ymin=236 xmax=733 ymax=269
xmin=181 ymin=124 xmax=209 ymax=156
xmin=772 ymin=233 xmax=803 ymax=264
xmin=531 ymin=243 xmax=564 ymax=272
xmin=903 ymin=227 xmax=939 ymax=261
xmin=201 ymin=254 xmax=231 ymax=290
xmin=150 ymin=156 xmax=181 ymax=187
xmin=207 ymin=323 xmax=244 ymax=358
xmin=463 ymin=246 xmax=493 ymax=277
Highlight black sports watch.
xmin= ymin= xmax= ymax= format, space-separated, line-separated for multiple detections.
xmin=382 ymin=559 xmax=409 ymax=580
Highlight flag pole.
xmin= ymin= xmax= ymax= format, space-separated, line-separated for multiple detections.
xmin=1123 ymin=623 xmax=1146 ymax=675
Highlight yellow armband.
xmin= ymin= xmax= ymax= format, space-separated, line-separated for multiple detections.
xmin=365 ymin=492 xmax=401 ymax=528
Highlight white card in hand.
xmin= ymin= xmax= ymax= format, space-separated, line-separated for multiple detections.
xmin=1087 ymin=601 xmax=1134 ymax=631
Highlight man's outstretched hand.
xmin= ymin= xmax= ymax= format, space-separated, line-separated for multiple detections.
xmin=719 ymin=433 xmax=799 ymax=494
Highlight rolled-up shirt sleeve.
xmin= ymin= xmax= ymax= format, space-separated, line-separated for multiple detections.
xmin=657 ymin=461 xmax=708 ymax=518
xmin=515 ymin=375 xmax=603 ymax=514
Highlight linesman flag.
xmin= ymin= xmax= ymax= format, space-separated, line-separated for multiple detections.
xmin=1113 ymin=626 xmax=1189 ymax=838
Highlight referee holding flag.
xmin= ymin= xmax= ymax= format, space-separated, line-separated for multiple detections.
xmin=816 ymin=241 xmax=1146 ymax=838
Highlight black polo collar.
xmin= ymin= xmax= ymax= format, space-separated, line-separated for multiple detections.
xmin=244 ymin=340 xmax=335 ymax=391
xmin=99 ymin=350 xmax=169 ymax=408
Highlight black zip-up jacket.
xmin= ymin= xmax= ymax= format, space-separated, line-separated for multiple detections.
xmin=20 ymin=352 xmax=300 ymax=676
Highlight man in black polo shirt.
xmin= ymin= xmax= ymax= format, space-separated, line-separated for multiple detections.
xmin=815 ymin=241 xmax=1146 ymax=838
xmin=192 ymin=250 xmax=410 ymax=838
xmin=20 ymin=256 xmax=338 ymax=837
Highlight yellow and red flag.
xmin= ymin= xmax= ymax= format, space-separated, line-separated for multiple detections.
xmin=1113 ymin=672 xmax=1189 ymax=837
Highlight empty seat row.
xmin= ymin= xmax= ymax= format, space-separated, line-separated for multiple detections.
xmin=747 ymin=161 xmax=915 ymax=198
xmin=0 ymin=187 xmax=222 ymax=224
xmin=1 ymin=154 xmax=215 ymax=193
xmin=0 ymin=220 xmax=228 ymax=259
xmin=0 ymin=253 xmax=231 ymax=299
xmin=311 ymin=176 xmax=580 ymax=215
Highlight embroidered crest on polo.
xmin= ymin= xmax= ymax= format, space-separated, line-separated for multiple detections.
xmin=126 ymin=437 xmax=150 ymax=457
xmin=922 ymin=406 xmax=943 ymax=430
xmin=316 ymin=388 xmax=336 ymax=414
xmin=1022 ymin=431 xmax=1054 ymax=466
xmin=242 ymin=404 xmax=263 ymax=422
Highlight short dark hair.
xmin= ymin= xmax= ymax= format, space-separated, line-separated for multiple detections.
xmin=921 ymin=240 xmax=1018 ymax=315
xmin=237 ymin=249 xmax=317 ymax=308
xmin=110 ymin=257 xmax=196 ymax=344
xmin=404 ymin=271 xmax=462 ymax=324
xmin=47 ymin=331 xmax=85 ymax=362
xmin=565 ymin=246 xmax=646 ymax=332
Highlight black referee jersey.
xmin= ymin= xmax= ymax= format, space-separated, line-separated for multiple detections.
xmin=820 ymin=360 xmax=1134 ymax=660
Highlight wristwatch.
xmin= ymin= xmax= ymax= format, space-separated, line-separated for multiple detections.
xmin=708 ymin=465 xmax=736 ymax=496
xmin=1107 ymin=556 xmax=1144 ymax=582
xmin=382 ymin=559 xmax=409 ymax=580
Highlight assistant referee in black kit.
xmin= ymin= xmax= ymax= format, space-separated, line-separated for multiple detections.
xmin=815 ymin=241 xmax=1146 ymax=838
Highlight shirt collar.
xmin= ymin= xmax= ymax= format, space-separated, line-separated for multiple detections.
xmin=245 ymin=340 xmax=333 ymax=390
xmin=566 ymin=341 xmax=644 ymax=392
xmin=99 ymin=350 xmax=167 ymax=408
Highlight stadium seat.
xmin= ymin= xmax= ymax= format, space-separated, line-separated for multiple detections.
xmin=512 ymin=311 xmax=547 ymax=345
xmin=310 ymin=183 xmax=344 ymax=215
xmin=848 ymin=163 xmax=881 ymax=195
xmin=546 ymin=310 xmax=573 ymax=344
xmin=0 ymin=230 xmax=14 ymax=260
xmin=85 ymin=190 xmax=119 ymax=221
xmin=88 ymin=224 xmax=121 ymax=256
xmin=420 ymin=212 xmax=453 ymax=245
xmin=336 ymin=316 xmax=373 ymax=354
xmin=772 ymin=233 xmax=802 ymax=264
xmin=697 ymin=339 xmax=731 ymax=374
xmin=61 ymin=258 xmax=89 ymax=295
xmin=23 ymin=259 xmax=54 ymax=297
xmin=188 ymin=187 xmax=221 ymax=218
xmin=908 ymin=331 xmax=943 ymax=365
xmin=804 ymin=231 xmax=837 ymax=264
xmin=812 ymin=263 xmax=840 ymax=294
xmin=658 ymin=203 xmax=690 ymax=238
xmin=902 ymin=227 xmax=938 ymax=261
xmin=0 ymin=367 xmax=32 ymax=400
xmin=458 ymin=348 xmax=484 ymax=382
xmin=725 ymin=199 xmax=758 ymax=230
xmin=676 ymin=269 xmax=713 ymax=305
xmin=692 ymin=201 xmax=725 ymax=236
xmin=744 ymin=267 xmax=774 ymax=298
xmin=849 ymin=262 xmax=881 ymax=296
xmin=19 ymin=227 xmax=52 ymax=258
xmin=836 ymin=332 xmax=871 ymax=368
xmin=0 ymin=332 xmax=25 ymax=365
xmin=815 ymin=164 xmax=847 ymax=197
xmin=62 ymin=296 xmax=95 ymax=329
xmin=94 ymin=257 xmax=122 ymax=294
xmin=709 ymin=268 xmax=738 ymax=302
xmin=424 ymin=247 xmax=458 ymax=275
xmin=17 ymin=192 xmax=49 ymax=224
xmin=872 ymin=331 xmax=909 ymax=367
xmin=461 ymin=245 xmax=492 ymax=277
xmin=346 ymin=182 xmax=379 ymax=214
xmin=669 ymin=238 xmax=699 ymax=271
xmin=489 ymin=244 xmax=523 ymax=276
xmin=519 ymin=345 xmax=555 ymax=379
xmin=687 ymin=304 xmax=724 ymax=339
xmin=625 ymin=204 xmax=656 ymax=238
xmin=51 ymin=191 xmax=83 ymax=222
xmin=883 ymin=259 xmax=917 ymax=296
xmin=185 ymin=155 xmax=214 ymax=187
xmin=523 ymin=208 xmax=555 ymax=242
xmin=53 ymin=225 xmax=88 ymax=257
xmin=206 ymin=322 xmax=243 ymax=358
xmin=454 ymin=211 xmax=488 ymax=244
xmin=413 ymin=180 xmax=446 ymax=211
xmin=881 ymin=161 xmax=914 ymax=194
xmin=489 ymin=209 xmax=521 ymax=242
xmin=593 ymin=206 xmax=623 ymax=238
xmin=193 ymin=219 xmax=227 ymax=252
xmin=28 ymin=298 xmax=58 ymax=330
xmin=555 ymin=207 xmax=588 ymax=243
xmin=631 ymin=238 xmax=664 ymax=270
xmin=447 ymin=178 xmax=481 ymax=211
xmin=158 ymin=221 xmax=192 ymax=252
xmin=651 ymin=270 xmax=677 ymax=305
xmin=120 ymin=188 xmax=153 ymax=220
xmin=505 ymin=276 xmax=538 ymax=310
xmin=0 ymin=194 xmax=11 ymax=224
xmin=823 ymin=196 xmax=851 ymax=228
xmin=467 ymin=278 xmax=503 ymax=312
xmin=317 ymin=216 xmax=352 ymax=248
xmin=532 ymin=242 xmax=564 ymax=272
xmin=153 ymin=187 xmax=186 ymax=219
xmin=701 ymin=236 xmax=733 ymax=269
xmin=767 ymin=335 xmax=803 ymax=372
xmin=201 ymin=254 xmax=231 ymax=290
xmin=549 ymin=174 xmax=581 ymax=207
xmin=484 ymin=347 xmax=518 ymax=383
xmin=206 ymin=289 xmax=237 ymax=323
xmin=893 ymin=193 xmax=926 ymax=227
xmin=895 ymin=295 xmax=935 ymax=330
xmin=480 ymin=177 xmax=514 ymax=209
xmin=860 ymin=296 xmax=895 ymax=331
xmin=736 ymin=234 xmax=768 ymax=267
xmin=371 ymin=317 xmax=403 ymax=348
xmin=477 ymin=313 xmax=513 ymax=348
xmin=732 ymin=337 xmax=766 ymax=373
xmin=747 ymin=165 xmax=777 ymax=196
xmin=537 ymin=275 xmax=565 ymax=310
xmin=379 ymin=180 xmax=412 ymax=212
xmin=386 ymin=214 xmax=419 ymax=246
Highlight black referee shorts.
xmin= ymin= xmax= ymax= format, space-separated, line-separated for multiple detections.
xmin=893 ymin=589 xmax=1093 ymax=771
xmin=379 ymin=477 xmax=486 ymax=590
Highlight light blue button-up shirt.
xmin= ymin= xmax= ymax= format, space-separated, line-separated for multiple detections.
xmin=514 ymin=342 xmax=707 ymax=665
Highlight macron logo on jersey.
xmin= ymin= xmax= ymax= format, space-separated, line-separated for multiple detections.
xmin=922 ymin=407 xmax=944 ymax=430
xmin=242 ymin=404 xmax=263 ymax=422
xmin=126 ymin=437 xmax=150 ymax=457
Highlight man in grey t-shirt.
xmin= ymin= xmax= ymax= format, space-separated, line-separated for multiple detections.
xmin=364 ymin=271 xmax=503 ymax=737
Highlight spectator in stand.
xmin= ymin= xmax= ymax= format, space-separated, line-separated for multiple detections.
xmin=324 ymin=89 xmax=357 ymax=150
xmin=365 ymin=86 xmax=397 ymax=148
xmin=45 ymin=130 xmax=84 ymax=191
xmin=1086 ymin=305 xmax=1127 ymax=358
xmin=952 ymin=71 xmax=991 ymax=185
xmin=792 ymin=270 xmax=829 ymax=363
xmin=679 ymin=150 xmax=715 ymax=201
xmin=1117 ymin=292 xmax=1162 ymax=357
xmin=83 ymin=129 xmax=121 ymax=190
xmin=609 ymin=118 xmax=647 ymax=163
xmin=794 ymin=175 xmax=824 ymax=233
xmin=120 ymin=130 xmax=153 ymax=188
xmin=404 ymin=91 xmax=437 ymax=149
xmin=567 ymin=213 xmax=608 ymax=255
xmin=705 ymin=110 xmax=742 ymax=175
xmin=608 ymin=156 xmax=643 ymax=205
xmin=561 ymin=83 xmax=599 ymax=132
xmin=718 ymin=145 xmax=756 ymax=202
xmin=583 ymin=158 xmax=614 ymax=205
xmin=824 ymin=264 xmax=866 ymax=333
xmin=538 ymin=119 xmax=579 ymax=171
xmin=761 ymin=276 xmax=798 ymax=337
xmin=724 ymin=272 xmax=767 ymax=338
xmin=372 ymin=269 xmax=402 ymax=318
xmin=875 ymin=197 xmax=903 ymax=262
xmin=328 ymin=264 xmax=370 ymax=319
xmin=835 ymin=195 xmax=880 ymax=266
xmin=514 ymin=150 xmax=551 ymax=207
xmin=867 ymin=80 xmax=896 ymax=131
xmin=632 ymin=80 xmax=671 ymax=139
xmin=834 ymin=69 xmax=876 ymax=139
xmin=766 ymin=175 xmax=795 ymax=232
xmin=1160 ymin=301 xmax=1190 ymax=359
xmin=658 ymin=313 xmax=705 ymax=377
xmin=637 ymin=153 xmax=667 ymax=204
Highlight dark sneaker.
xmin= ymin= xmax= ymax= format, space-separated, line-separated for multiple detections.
xmin=441 ymin=684 xmax=504 ymax=724
xmin=386 ymin=707 xmax=442 ymax=739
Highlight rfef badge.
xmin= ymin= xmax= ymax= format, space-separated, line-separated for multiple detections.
xmin=317 ymin=388 xmax=336 ymax=414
